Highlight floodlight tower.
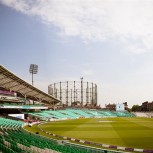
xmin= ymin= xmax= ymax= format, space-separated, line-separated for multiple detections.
xmin=29 ymin=64 xmax=38 ymax=86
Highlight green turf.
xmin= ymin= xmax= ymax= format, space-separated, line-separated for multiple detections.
xmin=38 ymin=117 xmax=153 ymax=149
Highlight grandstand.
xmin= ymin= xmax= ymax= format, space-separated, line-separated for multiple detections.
xmin=0 ymin=65 xmax=60 ymax=105
xmin=27 ymin=109 xmax=134 ymax=121
xmin=0 ymin=118 xmax=87 ymax=153
xmin=1 ymin=65 xmax=153 ymax=153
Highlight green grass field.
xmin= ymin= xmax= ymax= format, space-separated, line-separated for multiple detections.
xmin=38 ymin=117 xmax=153 ymax=150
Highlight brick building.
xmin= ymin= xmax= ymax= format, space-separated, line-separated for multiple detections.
xmin=141 ymin=101 xmax=153 ymax=111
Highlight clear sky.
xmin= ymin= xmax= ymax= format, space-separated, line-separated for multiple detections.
xmin=1 ymin=0 xmax=153 ymax=108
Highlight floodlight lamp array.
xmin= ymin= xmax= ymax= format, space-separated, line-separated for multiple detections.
xmin=29 ymin=64 xmax=38 ymax=74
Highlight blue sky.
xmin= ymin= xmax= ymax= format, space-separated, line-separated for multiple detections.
xmin=1 ymin=0 xmax=153 ymax=108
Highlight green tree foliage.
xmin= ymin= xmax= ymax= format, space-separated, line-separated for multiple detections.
xmin=131 ymin=105 xmax=140 ymax=112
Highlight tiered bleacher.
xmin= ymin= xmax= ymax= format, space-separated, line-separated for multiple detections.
xmin=28 ymin=109 xmax=135 ymax=120
xmin=0 ymin=117 xmax=91 ymax=153
xmin=0 ymin=117 xmax=126 ymax=153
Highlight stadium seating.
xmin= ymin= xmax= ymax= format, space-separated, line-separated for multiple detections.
xmin=0 ymin=117 xmax=99 ymax=153
xmin=0 ymin=118 xmax=23 ymax=130
xmin=57 ymin=110 xmax=79 ymax=118
xmin=28 ymin=109 xmax=135 ymax=120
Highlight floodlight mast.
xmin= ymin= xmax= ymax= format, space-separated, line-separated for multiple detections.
xmin=29 ymin=64 xmax=38 ymax=86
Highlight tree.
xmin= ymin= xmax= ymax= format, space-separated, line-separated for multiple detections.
xmin=131 ymin=105 xmax=140 ymax=112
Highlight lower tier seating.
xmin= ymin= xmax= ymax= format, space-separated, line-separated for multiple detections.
xmin=0 ymin=117 xmax=92 ymax=153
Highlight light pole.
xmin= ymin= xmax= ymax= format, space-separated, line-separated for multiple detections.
xmin=29 ymin=64 xmax=38 ymax=86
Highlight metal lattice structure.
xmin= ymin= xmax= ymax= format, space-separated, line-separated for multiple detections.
xmin=48 ymin=80 xmax=97 ymax=106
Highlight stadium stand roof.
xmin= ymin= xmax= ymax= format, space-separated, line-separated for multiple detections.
xmin=0 ymin=65 xmax=61 ymax=104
